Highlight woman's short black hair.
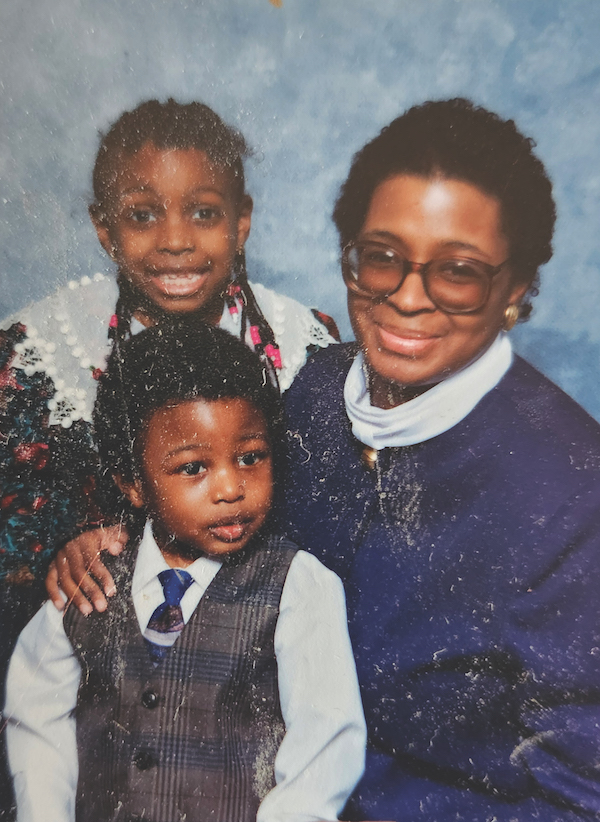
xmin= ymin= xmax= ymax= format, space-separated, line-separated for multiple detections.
xmin=333 ymin=98 xmax=556 ymax=319
xmin=92 ymin=97 xmax=250 ymax=211
xmin=93 ymin=320 xmax=283 ymax=522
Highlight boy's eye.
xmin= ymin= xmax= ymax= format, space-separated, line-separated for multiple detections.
xmin=238 ymin=450 xmax=270 ymax=467
xmin=129 ymin=209 xmax=157 ymax=224
xmin=176 ymin=461 xmax=206 ymax=476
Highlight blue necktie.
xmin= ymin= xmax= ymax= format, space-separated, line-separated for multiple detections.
xmin=144 ymin=568 xmax=194 ymax=662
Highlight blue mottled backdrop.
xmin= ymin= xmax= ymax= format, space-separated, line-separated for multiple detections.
xmin=1 ymin=0 xmax=600 ymax=416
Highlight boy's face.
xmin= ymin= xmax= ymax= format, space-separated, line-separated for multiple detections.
xmin=91 ymin=142 xmax=252 ymax=325
xmin=123 ymin=398 xmax=273 ymax=566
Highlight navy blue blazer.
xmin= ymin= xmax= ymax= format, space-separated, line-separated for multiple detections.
xmin=283 ymin=343 xmax=600 ymax=821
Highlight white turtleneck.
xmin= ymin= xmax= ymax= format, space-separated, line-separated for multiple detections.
xmin=344 ymin=333 xmax=513 ymax=450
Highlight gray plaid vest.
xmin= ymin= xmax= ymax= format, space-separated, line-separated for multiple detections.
xmin=64 ymin=533 xmax=297 ymax=822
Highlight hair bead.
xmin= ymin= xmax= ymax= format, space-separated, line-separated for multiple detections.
xmin=249 ymin=325 xmax=262 ymax=346
xmin=264 ymin=343 xmax=282 ymax=370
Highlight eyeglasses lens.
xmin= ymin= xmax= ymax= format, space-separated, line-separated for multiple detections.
xmin=346 ymin=243 xmax=491 ymax=313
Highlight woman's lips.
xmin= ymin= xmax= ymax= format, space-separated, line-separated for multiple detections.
xmin=148 ymin=268 xmax=209 ymax=297
xmin=376 ymin=324 xmax=441 ymax=356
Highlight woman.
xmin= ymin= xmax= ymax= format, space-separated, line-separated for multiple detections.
xmin=283 ymin=99 xmax=600 ymax=820
xmin=48 ymin=99 xmax=600 ymax=820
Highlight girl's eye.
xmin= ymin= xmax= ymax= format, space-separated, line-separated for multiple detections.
xmin=238 ymin=450 xmax=270 ymax=467
xmin=129 ymin=209 xmax=157 ymax=224
xmin=176 ymin=461 xmax=206 ymax=476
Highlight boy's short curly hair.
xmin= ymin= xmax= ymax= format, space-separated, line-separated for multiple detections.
xmin=333 ymin=98 xmax=556 ymax=319
xmin=93 ymin=320 xmax=284 ymax=523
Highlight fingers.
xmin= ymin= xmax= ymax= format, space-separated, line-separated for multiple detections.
xmin=52 ymin=525 xmax=130 ymax=616
xmin=45 ymin=561 xmax=65 ymax=611
xmin=88 ymin=553 xmax=117 ymax=600
xmin=104 ymin=523 xmax=129 ymax=556
xmin=54 ymin=547 xmax=100 ymax=616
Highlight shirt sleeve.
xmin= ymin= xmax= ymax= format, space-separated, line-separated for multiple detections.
xmin=256 ymin=550 xmax=366 ymax=822
xmin=4 ymin=599 xmax=81 ymax=822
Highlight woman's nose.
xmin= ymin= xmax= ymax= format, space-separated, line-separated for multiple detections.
xmin=158 ymin=213 xmax=195 ymax=254
xmin=386 ymin=267 xmax=436 ymax=314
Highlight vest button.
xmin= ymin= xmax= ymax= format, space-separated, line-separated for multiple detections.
xmin=141 ymin=689 xmax=159 ymax=709
xmin=133 ymin=750 xmax=155 ymax=771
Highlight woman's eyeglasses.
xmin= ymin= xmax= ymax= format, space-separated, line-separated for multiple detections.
xmin=342 ymin=241 xmax=509 ymax=314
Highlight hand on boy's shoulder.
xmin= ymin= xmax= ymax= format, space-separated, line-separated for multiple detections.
xmin=46 ymin=525 xmax=129 ymax=615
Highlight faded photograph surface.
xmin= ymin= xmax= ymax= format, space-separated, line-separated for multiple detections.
xmin=2 ymin=2 xmax=600 ymax=820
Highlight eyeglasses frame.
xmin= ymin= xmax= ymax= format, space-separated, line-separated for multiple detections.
xmin=342 ymin=240 xmax=511 ymax=315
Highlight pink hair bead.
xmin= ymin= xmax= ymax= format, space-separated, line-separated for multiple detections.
xmin=250 ymin=325 xmax=262 ymax=346
xmin=265 ymin=344 xmax=283 ymax=369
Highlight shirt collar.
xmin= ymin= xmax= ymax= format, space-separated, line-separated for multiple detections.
xmin=132 ymin=521 xmax=222 ymax=597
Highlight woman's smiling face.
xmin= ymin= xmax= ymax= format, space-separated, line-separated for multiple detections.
xmin=92 ymin=141 xmax=252 ymax=324
xmin=347 ymin=174 xmax=528 ymax=405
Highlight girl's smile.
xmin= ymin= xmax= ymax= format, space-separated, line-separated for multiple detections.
xmin=146 ymin=266 xmax=212 ymax=299
xmin=121 ymin=397 xmax=273 ymax=566
xmin=92 ymin=142 xmax=252 ymax=324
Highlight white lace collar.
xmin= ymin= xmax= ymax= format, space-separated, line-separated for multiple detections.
xmin=344 ymin=333 xmax=513 ymax=449
xmin=6 ymin=275 xmax=336 ymax=428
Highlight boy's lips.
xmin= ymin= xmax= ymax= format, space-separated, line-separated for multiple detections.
xmin=208 ymin=517 xmax=253 ymax=543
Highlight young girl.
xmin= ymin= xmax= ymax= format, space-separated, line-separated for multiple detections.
xmin=0 ymin=97 xmax=337 ymax=585
xmin=5 ymin=320 xmax=365 ymax=822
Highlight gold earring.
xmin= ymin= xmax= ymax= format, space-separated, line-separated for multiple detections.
xmin=503 ymin=304 xmax=520 ymax=331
